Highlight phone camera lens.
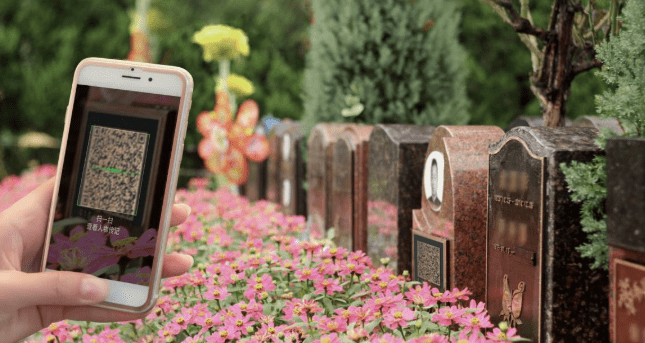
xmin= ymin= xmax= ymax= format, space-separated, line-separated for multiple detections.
xmin=148 ymin=78 xmax=153 ymax=82
xmin=131 ymin=68 xmax=134 ymax=71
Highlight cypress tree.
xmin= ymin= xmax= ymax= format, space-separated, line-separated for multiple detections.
xmin=302 ymin=0 xmax=470 ymax=130
xmin=560 ymin=0 xmax=645 ymax=270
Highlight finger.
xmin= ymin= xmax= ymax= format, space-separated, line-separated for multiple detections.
xmin=59 ymin=302 xmax=154 ymax=323
xmin=0 ymin=269 xmax=109 ymax=310
xmin=0 ymin=177 xmax=56 ymax=265
xmin=161 ymin=253 xmax=194 ymax=279
xmin=169 ymin=203 xmax=191 ymax=228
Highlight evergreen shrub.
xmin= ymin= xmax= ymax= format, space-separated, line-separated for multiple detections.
xmin=560 ymin=0 xmax=645 ymax=270
xmin=302 ymin=0 xmax=470 ymax=130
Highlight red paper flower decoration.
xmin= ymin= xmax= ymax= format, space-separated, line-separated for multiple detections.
xmin=196 ymin=90 xmax=269 ymax=185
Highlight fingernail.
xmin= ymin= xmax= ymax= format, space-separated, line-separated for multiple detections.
xmin=180 ymin=204 xmax=192 ymax=217
xmin=81 ymin=277 xmax=109 ymax=301
xmin=182 ymin=254 xmax=194 ymax=268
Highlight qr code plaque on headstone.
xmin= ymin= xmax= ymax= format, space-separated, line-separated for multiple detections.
xmin=418 ymin=240 xmax=441 ymax=286
xmin=78 ymin=125 xmax=149 ymax=215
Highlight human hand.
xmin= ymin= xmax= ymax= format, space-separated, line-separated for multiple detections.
xmin=0 ymin=178 xmax=194 ymax=343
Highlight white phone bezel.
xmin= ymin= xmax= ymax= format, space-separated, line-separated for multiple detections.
xmin=41 ymin=58 xmax=193 ymax=314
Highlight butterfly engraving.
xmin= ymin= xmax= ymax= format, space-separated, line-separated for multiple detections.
xmin=500 ymin=274 xmax=525 ymax=327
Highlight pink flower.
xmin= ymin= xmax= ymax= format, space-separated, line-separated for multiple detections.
xmin=408 ymin=333 xmax=450 ymax=343
xmin=431 ymin=306 xmax=464 ymax=326
xmin=405 ymin=283 xmax=437 ymax=308
xmin=486 ymin=327 xmax=520 ymax=342
xmin=369 ymin=333 xmax=404 ymax=343
xmin=314 ymin=277 xmax=344 ymax=295
xmin=382 ymin=306 xmax=415 ymax=329
xmin=456 ymin=311 xmax=493 ymax=334
xmin=451 ymin=330 xmax=487 ymax=343
xmin=203 ymin=284 xmax=230 ymax=301
xmin=295 ymin=267 xmax=320 ymax=281
xmin=314 ymin=333 xmax=343 ymax=343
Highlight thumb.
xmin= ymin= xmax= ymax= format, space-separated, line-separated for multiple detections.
xmin=0 ymin=270 xmax=109 ymax=310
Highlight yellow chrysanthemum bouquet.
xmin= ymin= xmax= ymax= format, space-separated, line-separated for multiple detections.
xmin=192 ymin=25 xmax=269 ymax=188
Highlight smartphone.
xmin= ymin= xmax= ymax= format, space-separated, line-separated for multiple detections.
xmin=40 ymin=57 xmax=193 ymax=313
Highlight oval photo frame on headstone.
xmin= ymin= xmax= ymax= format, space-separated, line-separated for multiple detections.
xmin=282 ymin=133 xmax=291 ymax=161
xmin=423 ymin=151 xmax=444 ymax=211
xmin=282 ymin=179 xmax=291 ymax=207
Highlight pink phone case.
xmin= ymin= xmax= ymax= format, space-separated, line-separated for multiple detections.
xmin=39 ymin=57 xmax=193 ymax=313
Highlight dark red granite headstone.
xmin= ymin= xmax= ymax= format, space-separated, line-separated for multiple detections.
xmin=411 ymin=125 xmax=503 ymax=302
xmin=279 ymin=122 xmax=306 ymax=216
xmin=366 ymin=124 xmax=435 ymax=275
xmin=330 ymin=125 xmax=372 ymax=251
xmin=243 ymin=124 xmax=268 ymax=202
xmin=606 ymin=137 xmax=645 ymax=343
xmin=266 ymin=120 xmax=291 ymax=204
xmin=573 ymin=115 xmax=625 ymax=135
xmin=506 ymin=116 xmax=572 ymax=131
xmin=307 ymin=123 xmax=351 ymax=236
xmin=487 ymin=126 xmax=608 ymax=342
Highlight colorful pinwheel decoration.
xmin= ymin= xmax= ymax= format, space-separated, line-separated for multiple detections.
xmin=196 ymin=90 xmax=269 ymax=185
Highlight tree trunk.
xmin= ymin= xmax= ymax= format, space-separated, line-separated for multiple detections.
xmin=532 ymin=0 xmax=576 ymax=128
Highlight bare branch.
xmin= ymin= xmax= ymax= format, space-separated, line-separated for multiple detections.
xmin=496 ymin=0 xmax=555 ymax=41
xmin=479 ymin=0 xmax=544 ymax=66
xmin=583 ymin=10 xmax=611 ymax=40
xmin=572 ymin=59 xmax=604 ymax=76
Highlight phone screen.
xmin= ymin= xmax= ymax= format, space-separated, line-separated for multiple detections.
xmin=46 ymin=84 xmax=179 ymax=287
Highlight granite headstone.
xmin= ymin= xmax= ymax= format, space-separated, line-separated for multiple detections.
xmin=280 ymin=122 xmax=306 ymax=216
xmin=330 ymin=125 xmax=372 ymax=251
xmin=607 ymin=137 xmax=645 ymax=343
xmin=242 ymin=124 xmax=268 ymax=202
xmin=411 ymin=125 xmax=504 ymax=302
xmin=366 ymin=124 xmax=436 ymax=274
xmin=506 ymin=116 xmax=572 ymax=132
xmin=573 ymin=115 xmax=625 ymax=135
xmin=307 ymin=123 xmax=352 ymax=236
xmin=487 ymin=126 xmax=608 ymax=342
xmin=266 ymin=120 xmax=290 ymax=204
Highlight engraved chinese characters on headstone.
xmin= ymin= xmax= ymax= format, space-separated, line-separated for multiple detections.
xmin=280 ymin=122 xmax=306 ymax=216
xmin=411 ymin=125 xmax=503 ymax=302
xmin=573 ymin=115 xmax=625 ymax=135
xmin=488 ymin=127 xmax=608 ymax=342
xmin=330 ymin=125 xmax=372 ymax=251
xmin=506 ymin=116 xmax=571 ymax=131
xmin=367 ymin=124 xmax=434 ymax=274
xmin=606 ymin=137 xmax=645 ymax=342
xmin=307 ymin=123 xmax=350 ymax=236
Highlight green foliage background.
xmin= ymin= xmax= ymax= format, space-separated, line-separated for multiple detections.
xmin=560 ymin=0 xmax=644 ymax=270
xmin=302 ymin=0 xmax=470 ymax=130
xmin=459 ymin=0 xmax=608 ymax=127
xmin=0 ymin=0 xmax=310 ymax=179
xmin=0 ymin=0 xmax=613 ymax=179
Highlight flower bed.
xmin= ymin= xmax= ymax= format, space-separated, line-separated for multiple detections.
xmin=13 ymin=173 xmax=524 ymax=343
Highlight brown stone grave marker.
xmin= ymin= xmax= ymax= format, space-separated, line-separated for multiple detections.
xmin=280 ymin=122 xmax=306 ymax=216
xmin=487 ymin=126 xmax=608 ymax=342
xmin=573 ymin=115 xmax=625 ymax=135
xmin=506 ymin=116 xmax=572 ymax=131
xmin=366 ymin=124 xmax=435 ymax=275
xmin=330 ymin=125 xmax=372 ymax=251
xmin=411 ymin=125 xmax=503 ymax=302
xmin=266 ymin=120 xmax=291 ymax=204
xmin=606 ymin=137 xmax=645 ymax=343
xmin=307 ymin=123 xmax=351 ymax=236
xmin=242 ymin=124 xmax=268 ymax=202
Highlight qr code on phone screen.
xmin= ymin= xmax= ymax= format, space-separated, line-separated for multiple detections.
xmin=78 ymin=125 xmax=148 ymax=215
